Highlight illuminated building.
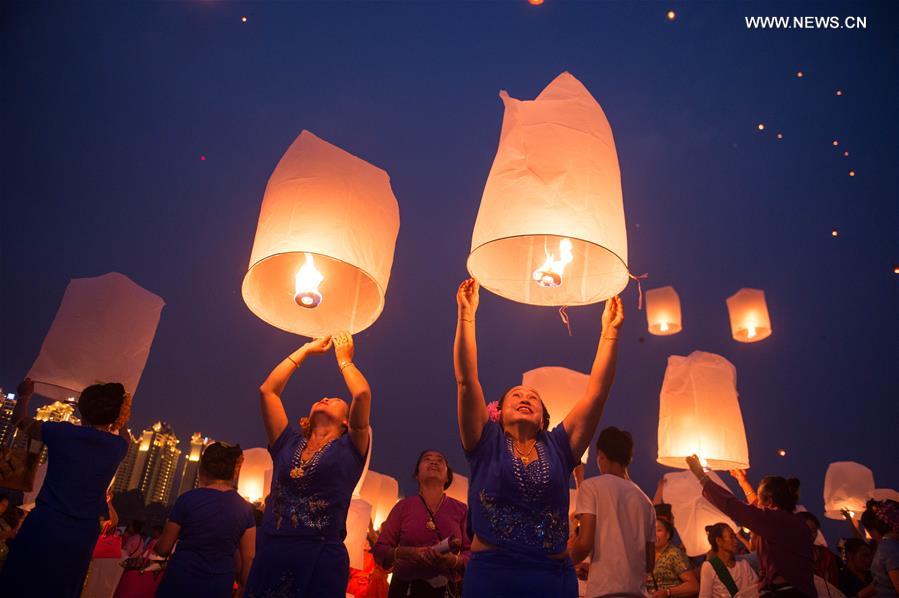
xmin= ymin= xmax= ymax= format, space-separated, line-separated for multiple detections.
xmin=176 ymin=432 xmax=213 ymax=497
xmin=110 ymin=429 xmax=140 ymax=494
xmin=0 ymin=391 xmax=17 ymax=448
xmin=127 ymin=422 xmax=182 ymax=505
xmin=26 ymin=400 xmax=81 ymax=463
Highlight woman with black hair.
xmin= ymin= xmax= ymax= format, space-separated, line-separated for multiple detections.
xmin=838 ymin=538 xmax=874 ymax=598
xmin=646 ymin=518 xmax=699 ymax=597
xmin=698 ymin=523 xmax=758 ymax=598
xmin=154 ymin=442 xmax=256 ymax=597
xmin=0 ymin=378 xmax=131 ymax=596
xmin=861 ymin=499 xmax=899 ymax=597
xmin=373 ymin=449 xmax=470 ymax=597
xmin=687 ymin=456 xmax=815 ymax=597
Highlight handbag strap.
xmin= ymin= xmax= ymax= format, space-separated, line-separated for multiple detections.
xmin=709 ymin=556 xmax=740 ymax=597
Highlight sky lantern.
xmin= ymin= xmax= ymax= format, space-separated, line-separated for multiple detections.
xmin=344 ymin=498 xmax=373 ymax=570
xmin=467 ymin=72 xmax=629 ymax=306
xmin=661 ymin=470 xmax=739 ymax=557
xmin=27 ymin=272 xmax=164 ymax=401
xmin=645 ymin=286 xmax=683 ymax=335
xmin=242 ymin=130 xmax=400 ymax=337
xmin=446 ymin=473 xmax=469 ymax=505
xmin=823 ymin=461 xmax=875 ymax=519
xmin=522 ymin=366 xmax=590 ymax=462
xmin=871 ymin=489 xmax=899 ymax=502
xmin=657 ymin=351 xmax=749 ymax=470
xmin=360 ymin=470 xmax=399 ymax=530
xmin=237 ymin=447 xmax=273 ymax=503
xmin=726 ymin=288 xmax=772 ymax=342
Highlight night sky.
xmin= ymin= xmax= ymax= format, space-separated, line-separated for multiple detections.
xmin=2 ymin=1 xmax=896 ymax=540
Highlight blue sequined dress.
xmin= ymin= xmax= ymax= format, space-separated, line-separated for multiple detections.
xmin=463 ymin=420 xmax=578 ymax=597
xmin=246 ymin=426 xmax=366 ymax=598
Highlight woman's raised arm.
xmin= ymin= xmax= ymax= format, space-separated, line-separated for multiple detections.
xmin=454 ymin=279 xmax=488 ymax=451
xmin=333 ymin=331 xmax=371 ymax=457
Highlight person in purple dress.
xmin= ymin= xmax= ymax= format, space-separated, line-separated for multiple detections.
xmin=373 ymin=449 xmax=471 ymax=597
xmin=0 ymin=378 xmax=130 ymax=597
xmin=685 ymin=455 xmax=816 ymax=597
xmin=154 ymin=442 xmax=256 ymax=597
xmin=246 ymin=331 xmax=371 ymax=598
xmin=453 ymin=278 xmax=624 ymax=598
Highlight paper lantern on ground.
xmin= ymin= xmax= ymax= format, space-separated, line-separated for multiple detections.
xmin=344 ymin=498 xmax=373 ymax=570
xmin=446 ymin=473 xmax=469 ymax=505
xmin=823 ymin=461 xmax=875 ymax=519
xmin=27 ymin=273 xmax=165 ymax=400
xmin=522 ymin=366 xmax=590 ymax=463
xmin=360 ymin=470 xmax=399 ymax=530
xmin=726 ymin=288 xmax=772 ymax=342
xmin=242 ymin=130 xmax=400 ymax=337
xmin=645 ymin=286 xmax=682 ymax=335
xmin=467 ymin=72 xmax=629 ymax=306
xmin=237 ymin=448 xmax=273 ymax=503
xmin=657 ymin=351 xmax=749 ymax=470
xmin=662 ymin=470 xmax=739 ymax=557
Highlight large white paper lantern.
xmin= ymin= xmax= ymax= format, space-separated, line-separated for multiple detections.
xmin=344 ymin=498 xmax=373 ymax=570
xmin=522 ymin=366 xmax=590 ymax=463
xmin=468 ymin=72 xmax=629 ymax=306
xmin=871 ymin=489 xmax=899 ymax=503
xmin=657 ymin=351 xmax=749 ymax=470
xmin=242 ymin=130 xmax=400 ymax=337
xmin=352 ymin=426 xmax=374 ymax=498
xmin=823 ymin=461 xmax=875 ymax=519
xmin=446 ymin=473 xmax=469 ymax=505
xmin=662 ymin=470 xmax=739 ymax=557
xmin=645 ymin=286 xmax=682 ymax=336
xmin=27 ymin=273 xmax=164 ymax=401
xmin=237 ymin=447 xmax=273 ymax=503
xmin=360 ymin=470 xmax=399 ymax=530
xmin=726 ymin=288 xmax=772 ymax=343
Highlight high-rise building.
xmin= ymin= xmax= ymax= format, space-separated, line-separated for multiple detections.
xmin=110 ymin=429 xmax=140 ymax=494
xmin=0 ymin=391 xmax=17 ymax=448
xmin=127 ymin=422 xmax=182 ymax=506
xmin=176 ymin=432 xmax=213 ymax=498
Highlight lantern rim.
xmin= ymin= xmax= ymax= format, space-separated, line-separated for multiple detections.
xmin=656 ymin=456 xmax=750 ymax=471
xmin=649 ymin=324 xmax=683 ymax=336
xmin=242 ymin=250 xmax=385 ymax=337
xmin=467 ymin=233 xmax=629 ymax=307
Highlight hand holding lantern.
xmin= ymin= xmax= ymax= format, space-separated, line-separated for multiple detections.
xmin=686 ymin=454 xmax=707 ymax=480
xmin=456 ymin=278 xmax=480 ymax=321
xmin=333 ymin=331 xmax=355 ymax=368
xmin=601 ymin=296 xmax=624 ymax=336
xmin=302 ymin=336 xmax=333 ymax=356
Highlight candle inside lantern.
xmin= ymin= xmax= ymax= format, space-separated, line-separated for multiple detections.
xmin=532 ymin=238 xmax=574 ymax=288
xmin=294 ymin=253 xmax=324 ymax=308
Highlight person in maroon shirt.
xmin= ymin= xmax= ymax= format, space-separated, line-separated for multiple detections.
xmin=373 ymin=450 xmax=470 ymax=598
xmin=686 ymin=455 xmax=815 ymax=597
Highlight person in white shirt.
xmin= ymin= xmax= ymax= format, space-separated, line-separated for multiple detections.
xmin=698 ymin=523 xmax=758 ymax=598
xmin=570 ymin=427 xmax=656 ymax=598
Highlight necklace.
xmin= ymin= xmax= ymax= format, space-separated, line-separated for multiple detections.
xmin=512 ymin=438 xmax=538 ymax=465
xmin=289 ymin=436 xmax=336 ymax=479
xmin=419 ymin=493 xmax=446 ymax=532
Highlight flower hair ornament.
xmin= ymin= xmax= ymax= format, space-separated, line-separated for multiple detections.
xmin=112 ymin=391 xmax=132 ymax=432
xmin=487 ymin=401 xmax=501 ymax=423
xmin=872 ymin=499 xmax=899 ymax=534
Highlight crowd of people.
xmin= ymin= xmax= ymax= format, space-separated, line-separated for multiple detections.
xmin=0 ymin=279 xmax=896 ymax=598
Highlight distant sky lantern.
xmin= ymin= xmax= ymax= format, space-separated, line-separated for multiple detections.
xmin=796 ymin=71 xmax=804 ymax=78
xmin=893 ymin=265 xmax=899 ymax=275
xmin=27 ymin=273 xmax=164 ymax=401
xmin=849 ymin=170 xmax=855 ymax=177
xmin=777 ymin=449 xmax=787 ymax=457
xmin=645 ymin=286 xmax=682 ymax=336
xmin=237 ymin=447 xmax=273 ymax=503
xmin=726 ymin=288 xmax=772 ymax=343
xmin=241 ymin=16 xmax=247 ymax=22
xmin=468 ymin=72 xmax=629 ymax=306
xmin=832 ymin=140 xmax=839 ymax=146
xmin=831 ymin=230 xmax=839 ymax=237
xmin=666 ymin=10 xmax=676 ymax=21
xmin=242 ymin=130 xmax=400 ymax=337
xmin=657 ymin=351 xmax=750 ymax=470
xmin=345 ymin=498 xmax=373 ymax=570
xmin=522 ymin=366 xmax=590 ymax=463
xmin=446 ymin=473 xmax=469 ymax=505
xmin=823 ymin=461 xmax=875 ymax=519
xmin=777 ymin=133 xmax=783 ymax=139
xmin=843 ymin=151 xmax=849 ymax=157
xmin=528 ymin=0 xmax=544 ymax=5
xmin=757 ymin=123 xmax=765 ymax=131
xmin=836 ymin=89 xmax=843 ymax=96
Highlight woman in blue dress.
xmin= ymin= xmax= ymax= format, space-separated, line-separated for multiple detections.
xmin=453 ymin=279 xmax=624 ymax=598
xmin=0 ymin=378 xmax=130 ymax=597
xmin=154 ymin=441 xmax=256 ymax=597
xmin=246 ymin=330 xmax=371 ymax=598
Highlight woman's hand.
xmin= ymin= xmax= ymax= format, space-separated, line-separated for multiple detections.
xmin=729 ymin=469 xmax=748 ymax=482
xmin=601 ymin=295 xmax=624 ymax=335
xmin=456 ymin=278 xmax=479 ymax=320
xmin=302 ymin=336 xmax=332 ymax=355
xmin=333 ymin=331 xmax=354 ymax=366
xmin=425 ymin=551 xmax=460 ymax=572
xmin=16 ymin=378 xmax=34 ymax=399
xmin=397 ymin=546 xmax=434 ymax=566
xmin=686 ymin=455 xmax=706 ymax=480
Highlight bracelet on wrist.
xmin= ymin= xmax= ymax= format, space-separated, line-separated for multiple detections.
xmin=287 ymin=356 xmax=300 ymax=368
xmin=339 ymin=361 xmax=355 ymax=371
xmin=459 ymin=317 xmax=474 ymax=323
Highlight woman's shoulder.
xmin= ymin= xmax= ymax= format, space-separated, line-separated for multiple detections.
xmin=445 ymin=495 xmax=467 ymax=513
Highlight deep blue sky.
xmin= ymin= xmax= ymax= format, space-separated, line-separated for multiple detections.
xmin=2 ymin=1 xmax=896 ymax=540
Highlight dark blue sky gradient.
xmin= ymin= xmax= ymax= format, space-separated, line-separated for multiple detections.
xmin=2 ymin=1 xmax=896 ymax=540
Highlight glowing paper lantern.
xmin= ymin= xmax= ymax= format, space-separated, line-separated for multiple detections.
xmin=657 ymin=351 xmax=749 ymax=470
xmin=446 ymin=473 xmax=469 ymax=505
xmin=726 ymin=288 xmax=772 ymax=342
xmin=468 ymin=72 xmax=629 ymax=306
xmin=662 ymin=470 xmax=738 ymax=557
xmin=645 ymin=286 xmax=683 ymax=336
xmin=871 ymin=489 xmax=899 ymax=502
xmin=344 ymin=498 xmax=373 ymax=570
xmin=360 ymin=470 xmax=399 ymax=530
xmin=237 ymin=448 xmax=273 ymax=503
xmin=242 ymin=130 xmax=400 ymax=337
xmin=823 ymin=461 xmax=875 ymax=519
xmin=352 ymin=426 xmax=374 ymax=498
xmin=522 ymin=366 xmax=590 ymax=463
xmin=27 ymin=273 xmax=165 ymax=400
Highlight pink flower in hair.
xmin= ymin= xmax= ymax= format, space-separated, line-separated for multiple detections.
xmin=487 ymin=401 xmax=501 ymax=423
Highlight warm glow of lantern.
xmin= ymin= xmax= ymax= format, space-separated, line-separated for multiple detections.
xmin=849 ymin=170 xmax=855 ymax=177
xmin=666 ymin=10 xmax=676 ymax=20
xmin=645 ymin=286 xmax=683 ymax=336
xmin=843 ymin=151 xmax=849 ymax=157
xmin=778 ymin=449 xmax=787 ymax=457
xmin=528 ymin=0 xmax=544 ymax=4
xmin=468 ymin=72 xmax=629 ymax=306
xmin=446 ymin=473 xmax=469 ymax=505
xmin=241 ymin=16 xmax=247 ymax=22
xmin=757 ymin=123 xmax=765 ymax=131
xmin=726 ymin=288 xmax=772 ymax=343
xmin=242 ymin=130 xmax=400 ymax=337
xmin=796 ymin=71 xmax=804 ymax=78
xmin=893 ymin=265 xmax=899 ymax=275
xmin=523 ymin=366 xmax=591 ymax=463
xmin=836 ymin=89 xmax=843 ymax=96
xmin=360 ymin=470 xmax=399 ymax=530
xmin=345 ymin=498 xmax=373 ymax=570
xmin=777 ymin=133 xmax=783 ymax=139
xmin=657 ymin=351 xmax=750 ymax=471
xmin=832 ymin=140 xmax=839 ymax=146
xmin=831 ymin=230 xmax=839 ymax=237
xmin=237 ymin=448 xmax=273 ymax=504
xmin=823 ymin=461 xmax=875 ymax=520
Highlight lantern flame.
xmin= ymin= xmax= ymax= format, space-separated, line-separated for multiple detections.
xmin=746 ymin=325 xmax=757 ymax=339
xmin=698 ymin=454 xmax=710 ymax=470
xmin=533 ymin=238 xmax=574 ymax=288
xmin=659 ymin=321 xmax=670 ymax=333
xmin=294 ymin=253 xmax=324 ymax=308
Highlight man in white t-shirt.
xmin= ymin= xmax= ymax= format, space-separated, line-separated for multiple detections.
xmin=570 ymin=426 xmax=656 ymax=598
